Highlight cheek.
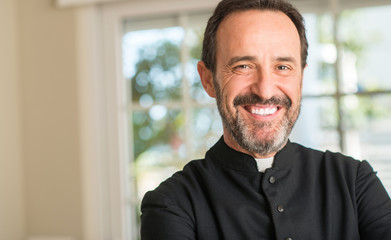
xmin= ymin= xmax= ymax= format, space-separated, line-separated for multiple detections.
xmin=282 ymin=77 xmax=302 ymax=98
xmin=221 ymin=81 xmax=247 ymax=106
xmin=288 ymin=86 xmax=302 ymax=107
xmin=220 ymin=74 xmax=253 ymax=99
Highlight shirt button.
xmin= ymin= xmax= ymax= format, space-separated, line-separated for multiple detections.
xmin=269 ymin=176 xmax=276 ymax=184
xmin=277 ymin=205 xmax=285 ymax=213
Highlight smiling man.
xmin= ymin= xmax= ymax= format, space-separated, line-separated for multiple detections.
xmin=201 ymin=9 xmax=303 ymax=159
xmin=140 ymin=0 xmax=391 ymax=239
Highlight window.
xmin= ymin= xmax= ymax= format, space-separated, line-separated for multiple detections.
xmin=291 ymin=5 xmax=391 ymax=191
xmin=118 ymin=4 xmax=391 ymax=239
xmin=122 ymin=13 xmax=221 ymax=221
xmin=337 ymin=6 xmax=391 ymax=188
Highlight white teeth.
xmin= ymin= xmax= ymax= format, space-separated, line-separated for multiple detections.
xmin=251 ymin=107 xmax=277 ymax=116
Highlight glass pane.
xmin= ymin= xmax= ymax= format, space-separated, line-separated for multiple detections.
xmin=342 ymin=94 xmax=391 ymax=193
xmin=339 ymin=5 xmax=391 ymax=93
xmin=132 ymin=108 xmax=186 ymax=200
xmin=123 ymin=26 xmax=184 ymax=103
xmin=290 ymin=97 xmax=340 ymax=152
xmin=302 ymin=13 xmax=336 ymax=96
xmin=190 ymin=107 xmax=222 ymax=159
xmin=185 ymin=14 xmax=215 ymax=104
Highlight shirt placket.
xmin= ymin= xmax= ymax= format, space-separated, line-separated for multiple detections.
xmin=262 ymin=168 xmax=296 ymax=240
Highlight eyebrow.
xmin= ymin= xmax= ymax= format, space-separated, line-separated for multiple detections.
xmin=275 ymin=56 xmax=298 ymax=65
xmin=227 ymin=55 xmax=299 ymax=67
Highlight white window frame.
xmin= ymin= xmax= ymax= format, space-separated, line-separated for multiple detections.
xmin=76 ymin=1 xmax=220 ymax=239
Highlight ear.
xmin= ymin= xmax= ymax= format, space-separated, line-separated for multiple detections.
xmin=197 ymin=61 xmax=216 ymax=98
xmin=300 ymin=64 xmax=308 ymax=89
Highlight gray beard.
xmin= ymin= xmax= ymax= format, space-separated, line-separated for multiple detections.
xmin=228 ymin=108 xmax=292 ymax=156
xmin=214 ymin=82 xmax=300 ymax=156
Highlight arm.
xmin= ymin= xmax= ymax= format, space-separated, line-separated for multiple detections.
xmin=356 ymin=160 xmax=391 ymax=239
xmin=140 ymin=190 xmax=196 ymax=240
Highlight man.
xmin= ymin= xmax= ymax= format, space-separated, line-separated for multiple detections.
xmin=141 ymin=0 xmax=391 ymax=239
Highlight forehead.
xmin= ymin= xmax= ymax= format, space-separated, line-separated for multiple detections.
xmin=220 ymin=9 xmax=297 ymax=30
xmin=216 ymin=10 xmax=301 ymax=57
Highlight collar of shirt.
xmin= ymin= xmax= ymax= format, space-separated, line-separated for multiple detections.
xmin=207 ymin=136 xmax=295 ymax=173
xmin=255 ymin=157 xmax=274 ymax=172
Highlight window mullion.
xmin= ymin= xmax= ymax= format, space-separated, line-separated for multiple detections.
xmin=330 ymin=0 xmax=346 ymax=152
xmin=179 ymin=13 xmax=193 ymax=159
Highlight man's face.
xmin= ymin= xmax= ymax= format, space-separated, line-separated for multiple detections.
xmin=203 ymin=10 xmax=304 ymax=158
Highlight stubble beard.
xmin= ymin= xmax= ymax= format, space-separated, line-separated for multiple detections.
xmin=214 ymin=80 xmax=301 ymax=157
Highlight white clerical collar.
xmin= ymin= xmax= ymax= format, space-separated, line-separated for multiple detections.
xmin=254 ymin=157 xmax=274 ymax=173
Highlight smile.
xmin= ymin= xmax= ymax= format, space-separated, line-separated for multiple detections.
xmin=247 ymin=106 xmax=278 ymax=117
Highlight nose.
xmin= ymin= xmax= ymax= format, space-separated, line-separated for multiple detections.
xmin=250 ymin=68 xmax=276 ymax=100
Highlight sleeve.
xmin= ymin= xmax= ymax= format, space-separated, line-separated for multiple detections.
xmin=140 ymin=190 xmax=196 ymax=240
xmin=356 ymin=160 xmax=391 ymax=239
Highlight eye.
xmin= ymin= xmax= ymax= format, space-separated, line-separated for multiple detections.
xmin=234 ymin=64 xmax=251 ymax=69
xmin=230 ymin=63 xmax=255 ymax=75
xmin=277 ymin=65 xmax=290 ymax=71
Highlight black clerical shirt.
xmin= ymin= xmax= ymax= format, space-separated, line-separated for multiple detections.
xmin=141 ymin=137 xmax=391 ymax=239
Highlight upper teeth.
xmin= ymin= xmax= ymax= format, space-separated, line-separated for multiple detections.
xmin=251 ymin=107 xmax=277 ymax=116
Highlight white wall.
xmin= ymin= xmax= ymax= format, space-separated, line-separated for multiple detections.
xmin=0 ymin=0 xmax=83 ymax=239
xmin=0 ymin=0 xmax=25 ymax=239
xmin=18 ymin=0 xmax=83 ymax=239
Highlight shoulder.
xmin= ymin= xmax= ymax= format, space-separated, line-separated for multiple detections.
xmin=287 ymin=141 xmax=369 ymax=180
xmin=142 ymin=158 xmax=208 ymax=205
xmin=286 ymin=142 xmax=383 ymax=202
xmin=140 ymin=157 xmax=213 ymax=231
xmin=140 ymin=160 xmax=208 ymax=239
xmin=290 ymin=141 xmax=362 ymax=166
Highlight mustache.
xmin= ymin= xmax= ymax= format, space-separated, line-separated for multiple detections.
xmin=233 ymin=94 xmax=292 ymax=108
